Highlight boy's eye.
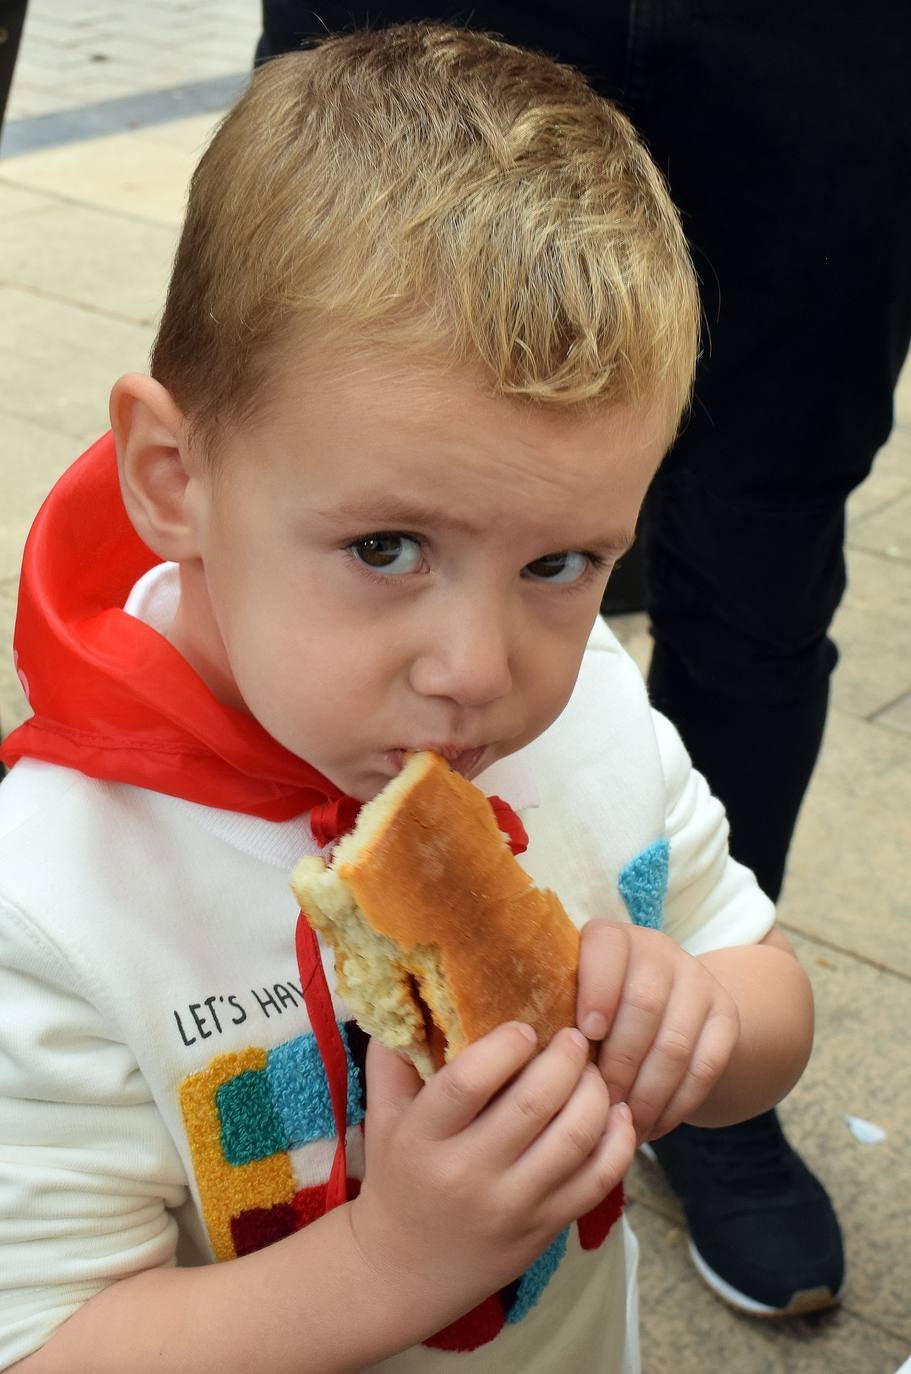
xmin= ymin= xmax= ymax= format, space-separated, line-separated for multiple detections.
xmin=349 ymin=533 xmax=423 ymax=574
xmin=524 ymin=551 xmax=593 ymax=584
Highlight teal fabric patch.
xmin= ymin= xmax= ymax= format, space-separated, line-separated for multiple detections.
xmin=217 ymin=1069 xmax=289 ymax=1165
xmin=618 ymin=838 xmax=670 ymax=930
xmin=505 ymin=1228 xmax=569 ymax=1323
xmin=267 ymin=1024 xmax=365 ymax=1147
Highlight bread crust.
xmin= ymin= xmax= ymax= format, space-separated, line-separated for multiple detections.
xmin=292 ymin=753 xmax=579 ymax=1073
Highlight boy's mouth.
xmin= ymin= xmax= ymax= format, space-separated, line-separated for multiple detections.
xmin=387 ymin=745 xmax=488 ymax=780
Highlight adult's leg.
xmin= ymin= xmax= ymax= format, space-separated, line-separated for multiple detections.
xmin=634 ymin=0 xmax=911 ymax=1315
xmin=0 ymin=0 xmax=29 ymax=136
xmin=639 ymin=0 xmax=911 ymax=902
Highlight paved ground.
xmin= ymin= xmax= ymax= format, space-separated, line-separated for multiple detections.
xmin=1 ymin=4 xmax=909 ymax=1371
xmin=4 ymin=0 xmax=257 ymax=123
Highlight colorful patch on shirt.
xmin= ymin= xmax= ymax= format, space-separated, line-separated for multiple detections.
xmin=179 ymin=1020 xmax=623 ymax=1350
xmin=179 ymin=1024 xmax=364 ymax=1261
xmin=618 ymin=837 xmax=670 ymax=930
xmin=505 ymin=1228 xmax=569 ymax=1323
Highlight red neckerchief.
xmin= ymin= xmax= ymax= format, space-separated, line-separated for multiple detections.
xmin=2 ymin=431 xmax=529 ymax=1211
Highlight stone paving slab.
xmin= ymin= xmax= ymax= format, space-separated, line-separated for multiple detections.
xmin=877 ymin=691 xmax=911 ymax=736
xmin=0 ymin=579 xmax=23 ymax=736
xmin=0 ymin=180 xmax=54 ymax=217
xmin=775 ymin=709 xmax=911 ymax=976
xmin=851 ymin=490 xmax=911 ymax=565
xmin=0 ymin=411 xmax=82 ymax=582
xmin=128 ymin=108 xmax=232 ymax=155
xmin=828 ymin=546 xmax=911 ymax=720
xmin=896 ymin=362 xmax=911 ymax=426
xmin=0 ymin=284 xmax=154 ymax=441
xmin=0 ymin=200 xmax=179 ymax=323
xmin=0 ymin=121 xmax=203 ymax=222
xmin=847 ymin=428 xmax=911 ymax=524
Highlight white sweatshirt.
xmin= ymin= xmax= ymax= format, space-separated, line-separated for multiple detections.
xmin=0 ymin=570 xmax=774 ymax=1372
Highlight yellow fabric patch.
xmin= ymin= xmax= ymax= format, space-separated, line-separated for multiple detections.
xmin=179 ymin=1047 xmax=296 ymax=1261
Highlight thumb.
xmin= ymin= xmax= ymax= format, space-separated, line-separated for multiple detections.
xmin=364 ymin=1037 xmax=425 ymax=1138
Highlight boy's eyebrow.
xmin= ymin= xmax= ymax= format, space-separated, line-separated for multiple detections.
xmin=314 ymin=498 xmax=636 ymax=555
xmin=312 ymin=498 xmax=484 ymax=537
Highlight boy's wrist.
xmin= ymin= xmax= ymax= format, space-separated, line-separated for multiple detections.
xmin=344 ymin=1191 xmax=477 ymax=1349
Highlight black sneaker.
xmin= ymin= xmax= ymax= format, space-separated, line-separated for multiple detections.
xmin=642 ymin=1111 xmax=844 ymax=1316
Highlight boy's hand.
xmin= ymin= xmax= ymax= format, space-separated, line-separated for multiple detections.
xmin=349 ymin=1023 xmax=635 ymax=1332
xmin=577 ymin=921 xmax=741 ymax=1143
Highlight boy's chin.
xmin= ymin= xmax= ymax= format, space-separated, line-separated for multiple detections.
xmin=314 ymin=760 xmax=400 ymax=804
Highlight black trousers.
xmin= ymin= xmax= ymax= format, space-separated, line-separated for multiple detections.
xmin=259 ymin=2 xmax=911 ymax=901
xmin=0 ymin=1 xmax=29 ymax=133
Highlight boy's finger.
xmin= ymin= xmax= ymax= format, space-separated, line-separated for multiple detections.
xmin=575 ymin=920 xmax=629 ymax=1042
xmin=414 ymin=1021 xmax=539 ymax=1141
xmin=539 ymin=1100 xmax=637 ymax=1229
xmin=508 ymin=1060 xmax=611 ymax=1197
xmin=595 ymin=953 xmax=673 ymax=1106
xmin=621 ymin=981 xmax=709 ymax=1140
xmin=363 ymin=1037 xmax=425 ymax=1142
xmin=470 ymin=1026 xmax=593 ymax=1163
xmin=647 ymin=1006 xmax=740 ymax=1142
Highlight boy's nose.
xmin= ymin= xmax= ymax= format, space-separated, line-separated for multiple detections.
xmin=409 ymin=604 xmax=513 ymax=708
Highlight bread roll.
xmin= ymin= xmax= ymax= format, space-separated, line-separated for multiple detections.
xmin=291 ymin=751 xmax=580 ymax=1079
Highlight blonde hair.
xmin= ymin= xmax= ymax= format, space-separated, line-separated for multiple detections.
xmin=151 ymin=23 xmax=699 ymax=448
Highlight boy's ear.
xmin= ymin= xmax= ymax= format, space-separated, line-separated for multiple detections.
xmin=109 ymin=373 xmax=205 ymax=561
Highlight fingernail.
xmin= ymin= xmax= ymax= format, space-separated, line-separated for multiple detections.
xmin=579 ymin=1012 xmax=608 ymax=1040
xmin=616 ymin=1102 xmax=632 ymax=1125
xmin=566 ymin=1028 xmax=589 ymax=1052
xmin=512 ymin=1022 xmax=537 ymax=1044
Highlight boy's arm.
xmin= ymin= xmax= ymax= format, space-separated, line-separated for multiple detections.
xmin=11 ymin=1204 xmax=430 ymax=1374
xmin=693 ymin=924 xmax=813 ymax=1125
xmin=10 ymin=1028 xmax=636 ymax=1374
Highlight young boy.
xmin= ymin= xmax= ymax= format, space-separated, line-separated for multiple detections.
xmin=0 ymin=25 xmax=813 ymax=1373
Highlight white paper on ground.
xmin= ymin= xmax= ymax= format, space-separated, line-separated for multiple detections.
xmin=843 ymin=1114 xmax=887 ymax=1144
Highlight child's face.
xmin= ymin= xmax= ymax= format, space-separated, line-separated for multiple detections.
xmin=175 ymin=352 xmax=669 ymax=800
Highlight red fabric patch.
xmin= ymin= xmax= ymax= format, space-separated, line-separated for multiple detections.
xmin=291 ymin=1177 xmax=362 ymax=1231
xmin=577 ymin=1182 xmax=625 ymax=1251
xmin=424 ymin=1294 xmax=505 ymax=1352
xmin=291 ymin=1183 xmax=329 ymax=1230
xmin=231 ymin=1202 xmax=297 ymax=1256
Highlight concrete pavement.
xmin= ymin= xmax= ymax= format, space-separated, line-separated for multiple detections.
xmin=1 ymin=4 xmax=909 ymax=1370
